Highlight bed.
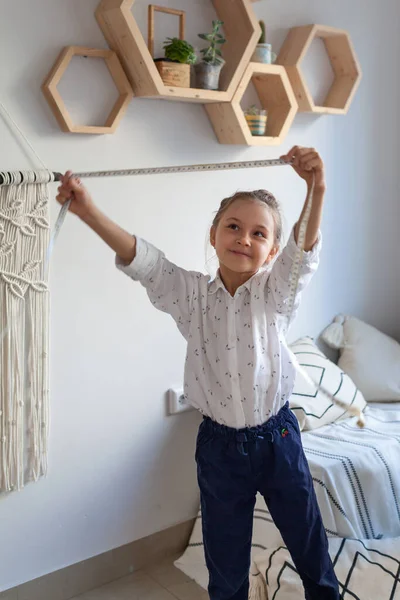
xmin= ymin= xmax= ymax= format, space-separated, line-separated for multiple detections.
xmin=175 ymin=318 xmax=400 ymax=599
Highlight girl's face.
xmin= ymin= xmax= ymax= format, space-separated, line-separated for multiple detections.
xmin=210 ymin=199 xmax=279 ymax=276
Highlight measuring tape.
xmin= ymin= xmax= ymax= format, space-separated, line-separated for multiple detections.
xmin=44 ymin=198 xmax=71 ymax=268
xmin=55 ymin=157 xmax=290 ymax=181
xmin=1 ymin=158 xmax=365 ymax=426
xmin=287 ymin=173 xmax=313 ymax=324
xmin=285 ymin=172 xmax=365 ymax=428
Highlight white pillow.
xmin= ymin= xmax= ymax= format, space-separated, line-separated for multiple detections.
xmin=337 ymin=316 xmax=400 ymax=402
xmin=289 ymin=337 xmax=366 ymax=430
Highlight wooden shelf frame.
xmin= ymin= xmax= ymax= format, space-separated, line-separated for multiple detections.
xmin=42 ymin=46 xmax=133 ymax=134
xmin=95 ymin=0 xmax=261 ymax=103
xmin=205 ymin=64 xmax=298 ymax=146
xmin=277 ymin=24 xmax=362 ymax=115
xmin=147 ymin=5 xmax=186 ymax=58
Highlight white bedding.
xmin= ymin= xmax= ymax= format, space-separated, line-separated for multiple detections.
xmin=365 ymin=402 xmax=398 ymax=411
xmin=176 ymin=404 xmax=400 ymax=597
xmin=254 ymin=537 xmax=400 ymax=600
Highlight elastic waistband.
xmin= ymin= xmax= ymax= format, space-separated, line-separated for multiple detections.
xmin=202 ymin=402 xmax=292 ymax=441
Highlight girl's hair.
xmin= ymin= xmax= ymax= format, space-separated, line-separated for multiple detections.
xmin=211 ymin=190 xmax=282 ymax=246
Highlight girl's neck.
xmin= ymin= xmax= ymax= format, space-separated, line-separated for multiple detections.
xmin=218 ymin=264 xmax=257 ymax=296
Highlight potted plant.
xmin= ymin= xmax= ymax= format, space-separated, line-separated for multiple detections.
xmin=194 ymin=20 xmax=226 ymax=90
xmin=251 ymin=20 xmax=277 ymax=64
xmin=244 ymin=105 xmax=268 ymax=136
xmin=154 ymin=37 xmax=197 ymax=88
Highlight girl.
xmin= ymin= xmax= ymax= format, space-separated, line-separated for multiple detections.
xmin=56 ymin=146 xmax=339 ymax=600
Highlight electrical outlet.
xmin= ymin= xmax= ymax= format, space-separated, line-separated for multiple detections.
xmin=167 ymin=387 xmax=194 ymax=415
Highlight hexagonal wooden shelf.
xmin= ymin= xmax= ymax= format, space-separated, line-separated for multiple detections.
xmin=95 ymin=0 xmax=260 ymax=103
xmin=277 ymin=24 xmax=362 ymax=115
xmin=205 ymin=64 xmax=298 ymax=145
xmin=42 ymin=46 xmax=133 ymax=134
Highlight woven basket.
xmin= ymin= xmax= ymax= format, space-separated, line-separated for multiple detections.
xmin=155 ymin=61 xmax=190 ymax=88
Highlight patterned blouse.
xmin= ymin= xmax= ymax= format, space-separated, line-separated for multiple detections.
xmin=116 ymin=228 xmax=321 ymax=429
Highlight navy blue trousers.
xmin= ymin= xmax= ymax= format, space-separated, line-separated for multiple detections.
xmin=196 ymin=402 xmax=339 ymax=600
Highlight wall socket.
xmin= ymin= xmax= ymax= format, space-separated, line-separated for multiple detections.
xmin=167 ymin=387 xmax=194 ymax=415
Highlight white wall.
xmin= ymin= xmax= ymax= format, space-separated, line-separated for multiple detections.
xmin=0 ymin=0 xmax=399 ymax=590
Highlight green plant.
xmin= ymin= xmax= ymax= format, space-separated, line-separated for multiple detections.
xmin=198 ymin=20 xmax=226 ymax=65
xmin=245 ymin=104 xmax=264 ymax=115
xmin=259 ymin=20 xmax=266 ymax=44
xmin=163 ymin=38 xmax=197 ymax=65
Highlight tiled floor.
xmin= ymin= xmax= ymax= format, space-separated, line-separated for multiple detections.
xmin=69 ymin=556 xmax=208 ymax=600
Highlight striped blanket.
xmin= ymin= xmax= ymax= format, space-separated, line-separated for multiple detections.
xmin=175 ymin=404 xmax=400 ymax=599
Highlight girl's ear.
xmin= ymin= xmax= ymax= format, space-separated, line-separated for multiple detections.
xmin=210 ymin=225 xmax=216 ymax=248
xmin=265 ymin=245 xmax=279 ymax=265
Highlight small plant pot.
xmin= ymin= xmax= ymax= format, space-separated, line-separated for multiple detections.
xmin=244 ymin=109 xmax=267 ymax=136
xmin=251 ymin=43 xmax=276 ymax=64
xmin=154 ymin=59 xmax=190 ymax=88
xmin=194 ymin=62 xmax=224 ymax=90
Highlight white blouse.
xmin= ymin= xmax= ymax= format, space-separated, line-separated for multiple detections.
xmin=116 ymin=228 xmax=321 ymax=429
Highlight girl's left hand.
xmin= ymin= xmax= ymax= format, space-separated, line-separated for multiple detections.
xmin=281 ymin=146 xmax=326 ymax=190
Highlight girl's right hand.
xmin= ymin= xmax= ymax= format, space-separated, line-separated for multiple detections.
xmin=56 ymin=171 xmax=96 ymax=220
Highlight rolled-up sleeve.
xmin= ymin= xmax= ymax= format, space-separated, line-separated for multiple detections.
xmin=116 ymin=237 xmax=198 ymax=339
xmin=267 ymin=227 xmax=321 ymax=327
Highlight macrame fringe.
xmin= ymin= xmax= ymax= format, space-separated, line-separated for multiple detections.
xmin=248 ymin=569 xmax=267 ymax=600
xmin=321 ymin=314 xmax=347 ymax=349
xmin=0 ymin=179 xmax=50 ymax=492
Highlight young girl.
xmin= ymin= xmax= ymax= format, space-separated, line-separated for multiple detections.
xmin=57 ymin=146 xmax=339 ymax=600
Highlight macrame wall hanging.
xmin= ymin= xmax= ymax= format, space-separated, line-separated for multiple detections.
xmin=0 ymin=171 xmax=55 ymax=492
xmin=0 ymin=100 xmax=57 ymax=493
